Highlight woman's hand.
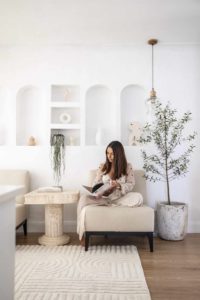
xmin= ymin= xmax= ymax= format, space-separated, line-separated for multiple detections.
xmin=96 ymin=180 xmax=121 ymax=198
xmin=103 ymin=187 xmax=115 ymax=197
xmin=98 ymin=182 xmax=116 ymax=197
xmin=110 ymin=180 xmax=121 ymax=190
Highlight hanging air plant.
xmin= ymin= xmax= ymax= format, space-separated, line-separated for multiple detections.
xmin=50 ymin=133 xmax=65 ymax=186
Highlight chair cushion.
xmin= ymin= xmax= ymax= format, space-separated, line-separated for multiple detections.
xmin=0 ymin=169 xmax=30 ymax=229
xmin=85 ymin=205 xmax=154 ymax=232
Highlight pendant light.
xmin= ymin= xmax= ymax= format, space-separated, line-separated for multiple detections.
xmin=146 ymin=38 xmax=158 ymax=119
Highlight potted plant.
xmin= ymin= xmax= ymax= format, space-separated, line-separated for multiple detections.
xmin=50 ymin=133 xmax=65 ymax=187
xmin=140 ymin=100 xmax=196 ymax=240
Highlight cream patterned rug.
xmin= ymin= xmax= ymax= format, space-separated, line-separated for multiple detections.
xmin=15 ymin=245 xmax=151 ymax=300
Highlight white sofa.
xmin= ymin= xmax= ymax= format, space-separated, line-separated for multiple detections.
xmin=84 ymin=169 xmax=155 ymax=251
xmin=0 ymin=170 xmax=30 ymax=235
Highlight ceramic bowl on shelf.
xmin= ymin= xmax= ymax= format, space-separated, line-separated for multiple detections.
xmin=59 ymin=112 xmax=71 ymax=123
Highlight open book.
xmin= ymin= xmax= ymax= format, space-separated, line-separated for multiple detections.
xmin=82 ymin=182 xmax=112 ymax=198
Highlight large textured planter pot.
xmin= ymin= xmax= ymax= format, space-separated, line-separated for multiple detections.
xmin=157 ymin=202 xmax=188 ymax=240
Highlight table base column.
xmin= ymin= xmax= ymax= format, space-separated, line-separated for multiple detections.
xmin=38 ymin=204 xmax=70 ymax=246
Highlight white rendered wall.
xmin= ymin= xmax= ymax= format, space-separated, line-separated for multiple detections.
xmin=0 ymin=44 xmax=199 ymax=233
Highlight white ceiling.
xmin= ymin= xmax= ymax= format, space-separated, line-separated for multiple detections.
xmin=0 ymin=0 xmax=200 ymax=46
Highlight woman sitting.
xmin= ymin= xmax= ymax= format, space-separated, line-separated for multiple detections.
xmin=77 ymin=140 xmax=143 ymax=241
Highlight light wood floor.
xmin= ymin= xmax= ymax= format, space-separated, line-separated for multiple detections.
xmin=16 ymin=233 xmax=200 ymax=300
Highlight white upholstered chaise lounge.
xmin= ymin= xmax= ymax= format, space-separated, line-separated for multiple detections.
xmin=83 ymin=169 xmax=155 ymax=252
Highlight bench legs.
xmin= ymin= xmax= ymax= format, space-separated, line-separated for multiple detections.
xmin=84 ymin=231 xmax=154 ymax=252
xmin=147 ymin=232 xmax=154 ymax=252
xmin=85 ymin=232 xmax=89 ymax=251
xmin=23 ymin=219 xmax=27 ymax=236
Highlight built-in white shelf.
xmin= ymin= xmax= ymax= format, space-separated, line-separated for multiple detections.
xmin=51 ymin=85 xmax=80 ymax=102
xmin=50 ymin=85 xmax=81 ymax=146
xmin=51 ymin=107 xmax=80 ymax=124
xmin=51 ymin=129 xmax=80 ymax=146
xmin=50 ymin=101 xmax=80 ymax=108
xmin=50 ymin=124 xmax=80 ymax=129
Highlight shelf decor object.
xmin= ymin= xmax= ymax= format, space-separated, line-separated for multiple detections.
xmin=27 ymin=136 xmax=36 ymax=146
xmin=69 ymin=136 xmax=76 ymax=146
xmin=50 ymin=133 xmax=65 ymax=186
xmin=64 ymin=88 xmax=70 ymax=100
xmin=128 ymin=122 xmax=142 ymax=146
xmin=59 ymin=112 xmax=72 ymax=124
xmin=146 ymin=38 xmax=158 ymax=119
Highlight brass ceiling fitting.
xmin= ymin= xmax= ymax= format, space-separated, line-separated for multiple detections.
xmin=148 ymin=39 xmax=158 ymax=46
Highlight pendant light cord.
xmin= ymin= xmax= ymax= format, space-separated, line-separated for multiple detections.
xmin=152 ymin=44 xmax=154 ymax=90
xmin=147 ymin=38 xmax=158 ymax=100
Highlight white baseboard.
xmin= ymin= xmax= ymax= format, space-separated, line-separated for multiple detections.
xmin=188 ymin=221 xmax=200 ymax=233
xmin=64 ymin=220 xmax=77 ymax=232
xmin=18 ymin=219 xmax=200 ymax=234
xmin=26 ymin=220 xmax=77 ymax=233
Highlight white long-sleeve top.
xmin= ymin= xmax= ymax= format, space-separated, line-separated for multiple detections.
xmin=93 ymin=162 xmax=135 ymax=201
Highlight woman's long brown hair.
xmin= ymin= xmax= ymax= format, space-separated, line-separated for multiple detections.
xmin=102 ymin=141 xmax=127 ymax=179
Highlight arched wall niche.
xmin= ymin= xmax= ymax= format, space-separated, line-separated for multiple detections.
xmin=120 ymin=84 xmax=146 ymax=146
xmin=16 ymin=85 xmax=46 ymax=146
xmin=0 ymin=87 xmax=9 ymax=145
xmin=85 ymin=85 xmax=115 ymax=146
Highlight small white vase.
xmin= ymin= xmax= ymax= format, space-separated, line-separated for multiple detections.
xmin=95 ymin=127 xmax=102 ymax=145
xmin=69 ymin=136 xmax=75 ymax=146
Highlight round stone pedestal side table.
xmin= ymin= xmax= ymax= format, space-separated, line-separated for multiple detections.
xmin=25 ymin=189 xmax=79 ymax=246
